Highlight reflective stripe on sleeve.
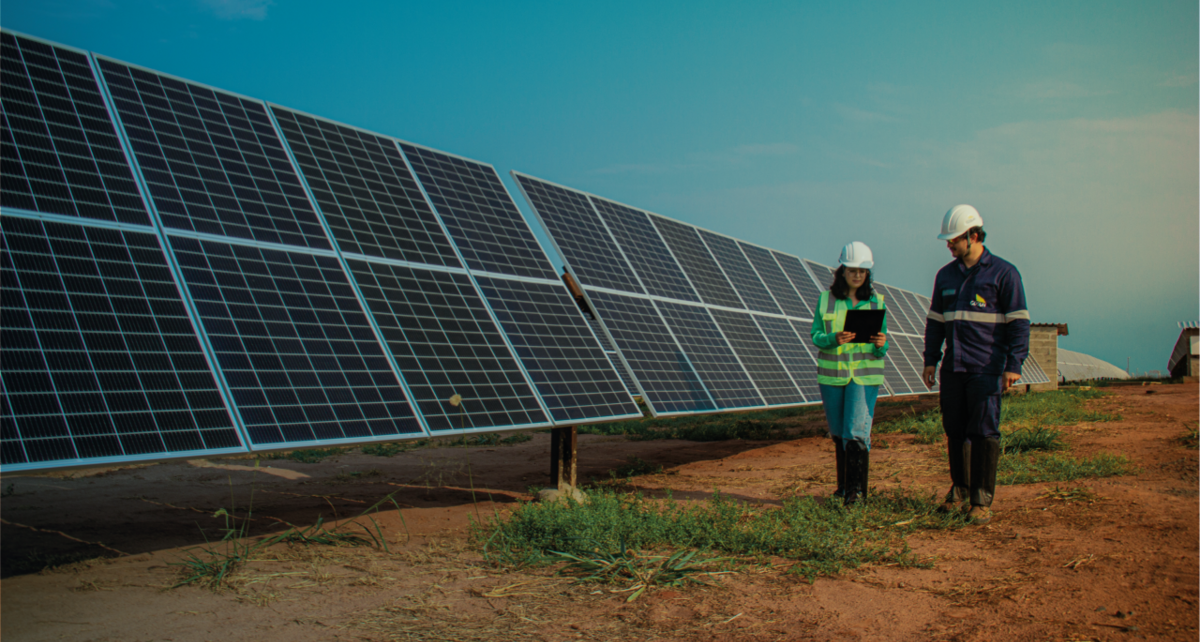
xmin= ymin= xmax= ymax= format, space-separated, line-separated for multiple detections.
xmin=926 ymin=310 xmax=945 ymax=323
xmin=1005 ymin=310 xmax=1031 ymax=322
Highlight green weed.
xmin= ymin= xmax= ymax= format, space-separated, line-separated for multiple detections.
xmin=1001 ymin=426 xmax=1066 ymax=453
xmin=875 ymin=407 xmax=942 ymax=444
xmin=998 ymin=452 xmax=1133 ymax=485
xmin=476 ymin=487 xmax=955 ymax=581
xmin=1179 ymin=426 xmax=1199 ymax=449
xmin=609 ymin=457 xmax=663 ymax=478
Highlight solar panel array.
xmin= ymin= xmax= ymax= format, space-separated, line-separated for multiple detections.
xmin=514 ymin=173 xmax=955 ymax=415
xmin=1 ymin=30 xmax=638 ymax=472
xmin=2 ymin=29 xmax=1047 ymax=470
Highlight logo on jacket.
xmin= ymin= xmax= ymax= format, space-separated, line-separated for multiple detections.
xmin=971 ymin=294 xmax=987 ymax=307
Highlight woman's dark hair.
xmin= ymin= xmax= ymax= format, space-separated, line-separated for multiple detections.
xmin=830 ymin=265 xmax=875 ymax=301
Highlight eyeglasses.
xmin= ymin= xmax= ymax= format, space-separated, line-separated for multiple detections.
xmin=946 ymin=234 xmax=969 ymax=245
xmin=844 ymin=268 xmax=869 ymax=277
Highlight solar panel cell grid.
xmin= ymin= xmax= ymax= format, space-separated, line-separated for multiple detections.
xmin=1 ymin=217 xmax=241 ymax=466
xmin=782 ymin=318 xmax=822 ymax=399
xmin=347 ymin=260 xmax=548 ymax=432
xmin=651 ymin=216 xmax=742 ymax=309
xmin=589 ymin=197 xmax=699 ymax=302
xmin=896 ymin=289 xmax=929 ymax=335
xmin=401 ymin=144 xmax=556 ymax=280
xmin=474 ymin=276 xmax=638 ymax=422
xmin=774 ymin=252 xmax=820 ymax=318
xmin=881 ymin=353 xmax=913 ymax=395
xmin=876 ymin=283 xmax=916 ymax=335
xmin=270 ymin=107 xmax=460 ymax=266
xmin=585 ymin=290 xmax=712 ymax=414
xmin=653 ymin=300 xmax=761 ymax=409
xmin=888 ymin=335 xmax=927 ymax=391
xmin=739 ymin=243 xmax=809 ymax=318
xmin=98 ymin=60 xmax=329 ymax=249
xmin=1 ymin=34 xmax=149 ymax=225
xmin=709 ymin=309 xmax=802 ymax=405
xmin=699 ymin=231 xmax=780 ymax=315
xmin=171 ymin=237 xmax=421 ymax=445
xmin=513 ymin=175 xmax=642 ymax=294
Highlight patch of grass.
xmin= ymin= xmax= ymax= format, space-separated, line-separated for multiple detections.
xmin=1001 ymin=388 xmax=1116 ymax=426
xmin=265 ymin=448 xmax=345 ymax=464
xmin=1001 ymin=426 xmax=1066 ymax=453
xmin=360 ymin=442 xmax=410 ymax=457
xmin=1179 ymin=426 xmax=1199 ymax=449
xmin=609 ymin=457 xmax=663 ymax=478
xmin=999 ymin=451 xmax=1134 ymax=485
xmin=475 ymin=487 xmax=959 ymax=581
xmin=875 ymin=407 xmax=943 ymax=444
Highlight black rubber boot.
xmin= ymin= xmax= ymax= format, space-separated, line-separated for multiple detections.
xmin=843 ymin=441 xmax=865 ymax=506
xmin=969 ymin=437 xmax=1001 ymax=524
xmin=859 ymin=444 xmax=870 ymax=501
xmin=937 ymin=438 xmax=971 ymax=513
xmin=832 ymin=437 xmax=846 ymax=499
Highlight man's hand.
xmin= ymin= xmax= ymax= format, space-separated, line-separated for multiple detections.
xmin=871 ymin=333 xmax=887 ymax=348
xmin=835 ymin=331 xmax=855 ymax=345
xmin=922 ymin=366 xmax=937 ymax=389
xmin=1002 ymin=372 xmax=1021 ymax=391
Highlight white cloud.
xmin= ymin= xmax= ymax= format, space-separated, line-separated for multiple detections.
xmin=199 ymin=0 xmax=273 ymax=20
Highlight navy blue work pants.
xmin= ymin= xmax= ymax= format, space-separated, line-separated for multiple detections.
xmin=939 ymin=370 xmax=1002 ymax=441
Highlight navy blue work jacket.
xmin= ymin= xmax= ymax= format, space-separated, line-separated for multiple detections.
xmin=922 ymin=248 xmax=1030 ymax=375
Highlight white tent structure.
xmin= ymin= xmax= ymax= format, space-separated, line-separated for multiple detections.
xmin=1057 ymin=349 xmax=1129 ymax=382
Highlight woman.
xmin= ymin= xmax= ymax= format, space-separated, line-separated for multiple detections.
xmin=811 ymin=241 xmax=888 ymax=505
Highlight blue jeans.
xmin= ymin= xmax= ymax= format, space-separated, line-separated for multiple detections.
xmin=819 ymin=383 xmax=879 ymax=451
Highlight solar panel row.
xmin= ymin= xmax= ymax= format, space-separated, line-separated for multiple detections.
xmin=513 ymin=173 xmax=943 ymax=413
xmin=1 ymin=31 xmax=638 ymax=471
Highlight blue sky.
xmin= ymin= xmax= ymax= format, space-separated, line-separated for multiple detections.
xmin=6 ymin=0 xmax=1197 ymax=375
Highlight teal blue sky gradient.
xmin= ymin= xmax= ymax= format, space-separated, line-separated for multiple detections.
xmin=6 ymin=0 xmax=1197 ymax=374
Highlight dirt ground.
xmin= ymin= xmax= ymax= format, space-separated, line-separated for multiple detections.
xmin=2 ymin=383 xmax=1197 ymax=642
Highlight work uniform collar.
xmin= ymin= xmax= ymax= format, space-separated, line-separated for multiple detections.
xmin=956 ymin=247 xmax=992 ymax=274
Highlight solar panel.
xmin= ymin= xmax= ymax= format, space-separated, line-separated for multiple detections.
xmin=653 ymin=300 xmax=762 ymax=409
xmin=709 ymin=310 xmax=803 ymax=405
xmin=805 ymin=260 xmax=837 ymax=292
xmin=511 ymin=173 xmax=642 ymax=294
xmin=400 ymin=143 xmax=556 ymax=280
xmin=269 ymin=107 xmax=460 ymax=267
xmin=876 ymin=283 xmax=917 ymax=335
xmin=473 ymin=276 xmax=640 ymax=422
xmin=897 ymin=334 xmax=936 ymax=392
xmin=773 ymin=252 xmax=820 ymax=318
xmin=739 ymin=243 xmax=809 ymax=318
xmin=96 ymin=59 xmax=330 ymax=249
xmin=783 ymin=319 xmax=822 ymax=399
xmin=1 ymin=217 xmax=244 ymax=469
xmin=171 ymin=238 xmax=422 ymax=445
xmin=585 ymin=315 xmax=640 ymax=397
xmin=697 ymin=230 xmax=780 ymax=314
xmin=588 ymin=196 xmax=700 ymax=302
xmin=881 ymin=353 xmax=914 ymax=395
xmin=1 ymin=33 xmax=150 ymax=225
xmin=896 ymin=289 xmax=929 ymax=335
xmin=651 ymin=216 xmax=743 ymax=309
xmin=1018 ymin=353 xmax=1052 ymax=385
xmin=346 ymin=260 xmax=549 ymax=432
xmin=887 ymin=335 xmax=928 ymax=392
xmin=585 ymin=290 xmax=713 ymax=414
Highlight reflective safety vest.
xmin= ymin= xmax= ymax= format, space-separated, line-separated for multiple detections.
xmin=815 ymin=291 xmax=886 ymax=386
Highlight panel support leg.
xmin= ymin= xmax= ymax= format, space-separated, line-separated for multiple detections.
xmin=549 ymin=426 xmax=577 ymax=491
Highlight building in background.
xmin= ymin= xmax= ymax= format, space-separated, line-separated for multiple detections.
xmin=1057 ymin=349 xmax=1130 ymax=382
xmin=1168 ymin=322 xmax=1199 ymax=381
xmin=1028 ymin=323 xmax=1068 ymax=392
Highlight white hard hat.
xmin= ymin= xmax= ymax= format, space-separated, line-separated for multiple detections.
xmin=838 ymin=241 xmax=873 ymax=269
xmin=938 ymin=204 xmax=983 ymax=240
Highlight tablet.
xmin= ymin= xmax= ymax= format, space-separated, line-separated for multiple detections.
xmin=843 ymin=309 xmax=886 ymax=343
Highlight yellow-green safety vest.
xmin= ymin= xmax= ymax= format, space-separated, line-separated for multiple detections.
xmin=814 ymin=291 xmax=886 ymax=386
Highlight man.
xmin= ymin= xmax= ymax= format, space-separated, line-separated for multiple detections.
xmin=922 ymin=204 xmax=1030 ymax=525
